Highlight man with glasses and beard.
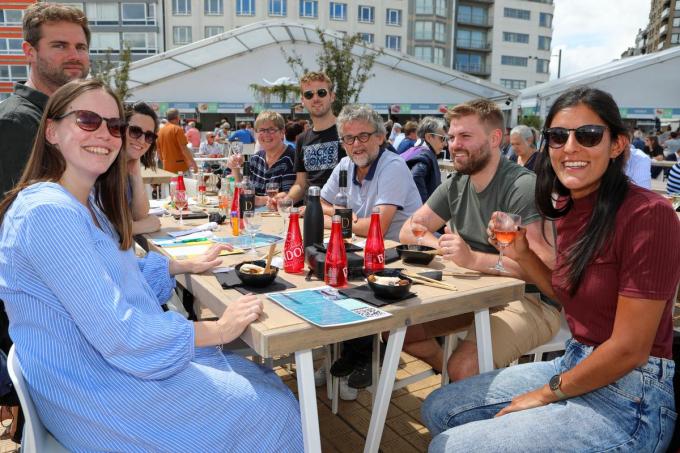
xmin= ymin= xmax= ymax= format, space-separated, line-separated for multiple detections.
xmin=278 ymin=72 xmax=346 ymax=204
xmin=398 ymin=99 xmax=561 ymax=383
xmin=0 ymin=3 xmax=90 ymax=197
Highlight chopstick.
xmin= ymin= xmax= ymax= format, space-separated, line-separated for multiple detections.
xmin=401 ymin=271 xmax=457 ymax=291
xmin=442 ymin=269 xmax=481 ymax=277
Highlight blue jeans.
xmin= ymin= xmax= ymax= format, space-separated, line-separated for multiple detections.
xmin=422 ymin=339 xmax=676 ymax=452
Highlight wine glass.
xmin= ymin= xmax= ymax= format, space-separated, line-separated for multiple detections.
xmin=490 ymin=212 xmax=521 ymax=273
xmin=277 ymin=197 xmax=294 ymax=237
xmin=243 ymin=211 xmax=261 ymax=256
xmin=410 ymin=215 xmax=428 ymax=247
xmin=266 ymin=182 xmax=280 ymax=211
xmin=173 ymin=189 xmax=188 ymax=226
xmin=671 ymin=194 xmax=680 ymax=211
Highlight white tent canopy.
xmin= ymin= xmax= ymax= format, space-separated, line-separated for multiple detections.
xmin=519 ymin=46 xmax=680 ymax=122
xmin=128 ymin=20 xmax=518 ymax=116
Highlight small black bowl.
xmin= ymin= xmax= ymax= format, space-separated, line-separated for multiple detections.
xmin=235 ymin=260 xmax=279 ymax=287
xmin=367 ymin=269 xmax=412 ymax=299
xmin=396 ymin=244 xmax=436 ymax=265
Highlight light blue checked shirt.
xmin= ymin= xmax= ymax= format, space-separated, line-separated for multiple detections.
xmin=0 ymin=182 xmax=301 ymax=452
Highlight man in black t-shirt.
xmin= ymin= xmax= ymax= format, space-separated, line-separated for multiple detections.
xmin=278 ymin=72 xmax=345 ymax=204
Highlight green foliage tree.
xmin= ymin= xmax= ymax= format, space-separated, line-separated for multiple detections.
xmin=519 ymin=114 xmax=542 ymax=130
xmin=91 ymin=45 xmax=132 ymax=102
xmin=248 ymin=82 xmax=300 ymax=105
xmin=283 ymin=28 xmax=379 ymax=115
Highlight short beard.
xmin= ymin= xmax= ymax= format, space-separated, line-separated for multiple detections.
xmin=35 ymin=57 xmax=89 ymax=90
xmin=454 ymin=141 xmax=492 ymax=175
xmin=349 ymin=149 xmax=378 ymax=168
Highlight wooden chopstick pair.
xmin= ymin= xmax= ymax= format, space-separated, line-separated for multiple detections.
xmin=401 ymin=271 xmax=457 ymax=291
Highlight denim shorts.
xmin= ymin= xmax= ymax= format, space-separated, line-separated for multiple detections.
xmin=422 ymin=338 xmax=676 ymax=452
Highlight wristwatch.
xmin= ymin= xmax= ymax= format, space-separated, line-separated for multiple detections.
xmin=549 ymin=374 xmax=568 ymax=400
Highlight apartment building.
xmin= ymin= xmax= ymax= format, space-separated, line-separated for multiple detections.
xmin=645 ymin=0 xmax=680 ymax=53
xmin=0 ymin=0 xmax=34 ymax=101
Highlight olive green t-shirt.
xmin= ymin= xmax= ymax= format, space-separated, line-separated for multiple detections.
xmin=427 ymin=157 xmax=540 ymax=254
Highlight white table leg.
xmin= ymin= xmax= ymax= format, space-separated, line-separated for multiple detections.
xmin=295 ymin=349 xmax=322 ymax=453
xmin=363 ymin=326 xmax=406 ymax=453
xmin=145 ymin=184 xmax=153 ymax=200
xmin=474 ymin=308 xmax=494 ymax=373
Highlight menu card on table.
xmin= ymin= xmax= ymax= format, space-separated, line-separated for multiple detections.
xmin=267 ymin=286 xmax=391 ymax=328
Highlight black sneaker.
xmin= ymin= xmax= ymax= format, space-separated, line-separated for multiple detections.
xmin=330 ymin=351 xmax=359 ymax=378
xmin=347 ymin=360 xmax=372 ymax=389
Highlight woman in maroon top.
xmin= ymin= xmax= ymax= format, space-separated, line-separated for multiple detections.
xmin=422 ymin=87 xmax=680 ymax=452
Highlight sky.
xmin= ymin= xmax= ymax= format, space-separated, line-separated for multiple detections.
xmin=551 ymin=0 xmax=651 ymax=79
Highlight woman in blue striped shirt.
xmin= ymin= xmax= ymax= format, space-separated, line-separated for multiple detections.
xmin=0 ymin=79 xmax=302 ymax=452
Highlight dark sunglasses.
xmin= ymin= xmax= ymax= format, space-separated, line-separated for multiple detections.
xmin=54 ymin=110 xmax=127 ymax=138
xmin=128 ymin=125 xmax=157 ymax=144
xmin=302 ymin=88 xmax=328 ymax=100
xmin=543 ymin=125 xmax=608 ymax=149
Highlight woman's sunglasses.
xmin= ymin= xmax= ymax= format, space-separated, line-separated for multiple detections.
xmin=128 ymin=125 xmax=157 ymax=144
xmin=54 ymin=110 xmax=127 ymax=138
xmin=302 ymin=88 xmax=328 ymax=100
xmin=543 ymin=125 xmax=608 ymax=149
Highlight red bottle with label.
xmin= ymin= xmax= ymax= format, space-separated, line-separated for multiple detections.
xmin=325 ymin=215 xmax=348 ymax=287
xmin=176 ymin=172 xmax=186 ymax=191
xmin=230 ymin=183 xmax=243 ymax=230
xmin=284 ymin=208 xmax=305 ymax=274
xmin=364 ymin=207 xmax=385 ymax=273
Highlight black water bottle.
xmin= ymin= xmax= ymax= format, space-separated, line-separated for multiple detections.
xmin=303 ymin=186 xmax=324 ymax=252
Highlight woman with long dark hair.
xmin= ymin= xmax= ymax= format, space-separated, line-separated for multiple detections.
xmin=422 ymin=87 xmax=680 ymax=452
xmin=125 ymin=101 xmax=162 ymax=234
xmin=0 ymin=79 xmax=303 ymax=451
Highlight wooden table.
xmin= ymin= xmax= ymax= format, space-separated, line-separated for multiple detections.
xmin=141 ymin=168 xmax=176 ymax=199
xmin=140 ymin=217 xmax=524 ymax=453
xmin=438 ymin=159 xmax=455 ymax=173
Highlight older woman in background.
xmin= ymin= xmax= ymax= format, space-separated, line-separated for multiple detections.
xmin=509 ymin=124 xmax=538 ymax=171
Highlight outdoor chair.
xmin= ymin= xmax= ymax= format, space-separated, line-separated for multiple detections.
xmin=524 ymin=310 xmax=571 ymax=362
xmin=7 ymin=345 xmax=68 ymax=453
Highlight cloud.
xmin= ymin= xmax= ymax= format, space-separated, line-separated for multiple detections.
xmin=551 ymin=0 xmax=650 ymax=78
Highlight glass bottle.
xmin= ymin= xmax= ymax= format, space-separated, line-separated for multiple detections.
xmin=364 ymin=207 xmax=385 ymax=273
xmin=197 ymin=169 xmax=206 ymax=205
xmin=239 ymin=161 xmax=255 ymax=216
xmin=284 ymin=208 xmax=304 ymax=274
xmin=334 ymin=169 xmax=352 ymax=241
xmin=325 ymin=215 xmax=348 ymax=287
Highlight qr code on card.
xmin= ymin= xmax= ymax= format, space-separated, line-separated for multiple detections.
xmin=352 ymin=306 xmax=387 ymax=319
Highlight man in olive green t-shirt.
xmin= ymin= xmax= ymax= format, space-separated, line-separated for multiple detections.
xmin=398 ymin=99 xmax=561 ymax=382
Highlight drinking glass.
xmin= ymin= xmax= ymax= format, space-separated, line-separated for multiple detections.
xmin=266 ymin=182 xmax=280 ymax=211
xmin=173 ymin=189 xmax=188 ymax=226
xmin=490 ymin=212 xmax=521 ymax=273
xmin=410 ymin=215 xmax=428 ymax=246
xmin=671 ymin=194 xmax=680 ymax=211
xmin=243 ymin=211 xmax=261 ymax=256
xmin=277 ymin=197 xmax=294 ymax=237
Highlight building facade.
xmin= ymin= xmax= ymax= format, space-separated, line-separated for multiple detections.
xmin=0 ymin=0 xmax=34 ymax=101
xmin=645 ymin=0 xmax=680 ymax=53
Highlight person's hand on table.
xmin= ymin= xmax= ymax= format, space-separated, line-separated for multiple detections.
xmin=168 ymin=244 xmax=234 ymax=275
xmin=217 ymin=294 xmax=263 ymax=344
xmin=495 ymin=386 xmax=556 ymax=418
xmin=486 ymin=211 xmax=529 ymax=262
xmin=439 ymin=225 xmax=474 ymax=268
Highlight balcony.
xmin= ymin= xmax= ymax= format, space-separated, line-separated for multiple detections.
xmin=660 ymin=24 xmax=668 ymax=36
xmin=456 ymin=15 xmax=493 ymax=28
xmin=455 ymin=40 xmax=492 ymax=51
xmin=454 ymin=62 xmax=490 ymax=76
xmin=662 ymin=8 xmax=670 ymax=19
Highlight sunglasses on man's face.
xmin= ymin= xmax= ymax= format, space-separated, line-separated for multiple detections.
xmin=54 ymin=110 xmax=127 ymax=138
xmin=302 ymin=88 xmax=329 ymax=100
xmin=543 ymin=125 xmax=608 ymax=149
xmin=128 ymin=125 xmax=157 ymax=144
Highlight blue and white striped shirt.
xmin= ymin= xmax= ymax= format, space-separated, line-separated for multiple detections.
xmin=668 ymin=162 xmax=680 ymax=194
xmin=248 ymin=146 xmax=296 ymax=196
xmin=0 ymin=182 xmax=302 ymax=452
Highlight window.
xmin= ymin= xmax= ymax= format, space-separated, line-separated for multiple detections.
xmin=173 ymin=26 xmax=192 ymax=45
xmin=503 ymin=32 xmax=529 ymax=43
xmin=671 ymin=33 xmax=680 ymax=44
xmin=415 ymin=0 xmax=433 ymax=15
xmin=0 ymin=65 xmax=28 ymax=82
xmin=536 ymin=58 xmax=550 ymax=73
xmin=504 ymin=7 xmax=530 ymax=20
xmin=90 ymin=33 xmax=120 ymax=54
xmin=173 ymin=0 xmax=191 ymax=15
xmin=205 ymin=26 xmax=224 ymax=38
xmin=269 ymin=0 xmax=287 ymax=16
xmin=540 ymin=12 xmax=553 ymax=28
xmin=433 ymin=48 xmax=444 ymax=65
xmin=0 ymin=9 xmax=23 ymax=25
xmin=299 ymin=0 xmax=318 ymax=18
xmin=330 ymin=2 xmax=347 ymax=20
xmin=236 ymin=0 xmax=255 ymax=16
xmin=435 ymin=0 xmax=446 ymax=16
xmin=501 ymin=55 xmax=528 ymax=66
xmin=415 ymin=46 xmax=433 ymax=62
xmin=86 ymin=3 xmax=119 ymax=25
xmin=434 ymin=23 xmax=446 ymax=42
xmin=358 ymin=5 xmax=374 ymax=23
xmin=538 ymin=36 xmax=551 ymax=50
xmin=123 ymin=32 xmax=157 ymax=53
xmin=0 ymin=38 xmax=23 ymax=55
xmin=457 ymin=29 xmax=487 ymax=49
xmin=60 ymin=3 xmax=83 ymax=11
xmin=673 ymin=17 xmax=680 ymax=27
xmin=415 ymin=21 xmax=433 ymax=40
xmin=500 ymin=79 xmax=527 ymax=90
xmin=458 ymin=6 xmax=488 ymax=26
xmin=386 ymin=9 xmax=402 ymax=26
xmin=121 ymin=3 xmax=154 ymax=25
xmin=455 ymin=53 xmax=484 ymax=73
xmin=385 ymin=35 xmax=401 ymax=51
xmin=204 ymin=0 xmax=223 ymax=15
xmin=676 ymin=1 xmax=680 ymax=10
xmin=359 ymin=33 xmax=374 ymax=44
